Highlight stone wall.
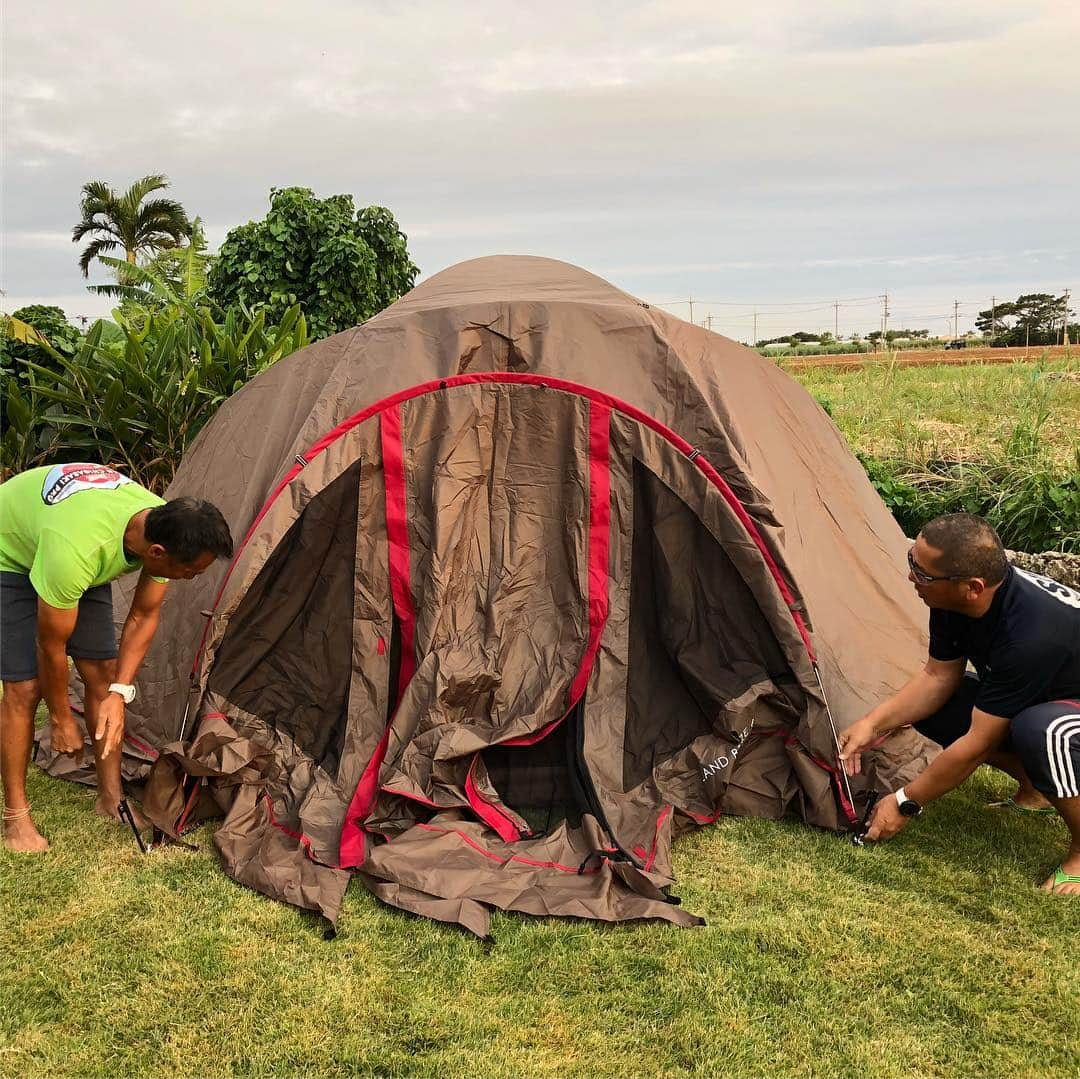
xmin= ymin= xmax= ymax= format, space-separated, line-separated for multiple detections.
xmin=1006 ymin=549 xmax=1080 ymax=590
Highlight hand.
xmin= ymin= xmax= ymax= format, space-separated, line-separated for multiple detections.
xmin=94 ymin=693 xmax=126 ymax=759
xmin=838 ymin=716 xmax=880 ymax=776
xmin=51 ymin=716 xmax=85 ymax=765
xmin=864 ymin=795 xmax=911 ymax=842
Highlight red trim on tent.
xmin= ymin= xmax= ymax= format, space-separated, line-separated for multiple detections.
xmin=380 ymin=404 xmax=418 ymax=697
xmin=379 ymin=785 xmax=443 ymax=808
xmin=644 ymin=805 xmax=672 ymax=872
xmin=190 ymin=372 xmax=813 ymax=679
xmin=413 ymin=822 xmax=603 ymax=875
xmin=124 ymin=733 xmax=159 ymax=760
xmin=756 ymin=727 xmax=858 ymax=824
xmin=183 ymin=373 xmax=828 ymax=862
xmin=498 ymin=714 xmax=567 ymax=748
xmin=462 ymin=400 xmax=613 ymax=839
xmin=464 ymin=757 xmax=523 ymax=844
xmin=339 ymin=405 xmax=419 ymax=868
xmin=573 ymin=401 xmax=611 ymax=702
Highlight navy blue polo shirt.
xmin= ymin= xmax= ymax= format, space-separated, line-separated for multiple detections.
xmin=928 ymin=566 xmax=1080 ymax=719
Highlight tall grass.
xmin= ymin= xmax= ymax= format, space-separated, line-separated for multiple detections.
xmin=796 ymin=358 xmax=1080 ymax=553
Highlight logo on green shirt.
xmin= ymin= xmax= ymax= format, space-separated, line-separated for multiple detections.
xmin=42 ymin=464 xmax=132 ymax=506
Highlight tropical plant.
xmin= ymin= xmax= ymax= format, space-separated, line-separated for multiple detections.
xmin=208 ymin=186 xmax=418 ymax=339
xmin=72 ymin=173 xmax=192 ymax=278
xmin=2 ymin=289 xmax=309 ymax=490
xmin=88 ymin=218 xmax=211 ymax=308
xmin=1 ymin=305 xmax=82 ymax=390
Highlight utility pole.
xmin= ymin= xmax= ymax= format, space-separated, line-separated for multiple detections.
xmin=705 ymin=314 xmax=713 ymax=332
xmin=953 ymin=300 xmax=960 ymax=341
xmin=834 ymin=300 xmax=839 ymax=339
xmin=881 ymin=291 xmax=890 ymax=351
xmin=688 ymin=295 xmax=694 ymax=325
xmin=1063 ymin=289 xmax=1072 ymax=346
xmin=753 ymin=310 xmax=758 ymax=347
xmin=990 ymin=296 xmax=996 ymax=347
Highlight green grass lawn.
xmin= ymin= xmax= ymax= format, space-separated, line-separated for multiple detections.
xmin=790 ymin=355 xmax=1080 ymax=468
xmin=4 ymin=356 xmax=1078 ymax=1078
xmin=3 ymin=763 xmax=1077 ymax=1079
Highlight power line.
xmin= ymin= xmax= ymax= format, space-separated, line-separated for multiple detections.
xmin=650 ymin=294 xmax=882 ymax=308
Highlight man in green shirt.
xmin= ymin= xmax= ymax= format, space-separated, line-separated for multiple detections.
xmin=1 ymin=463 xmax=233 ymax=852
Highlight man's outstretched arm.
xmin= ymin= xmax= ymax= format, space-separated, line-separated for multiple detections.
xmin=866 ymin=707 xmax=1010 ymax=841
xmin=94 ymin=571 xmax=169 ymax=757
xmin=839 ymin=657 xmax=966 ymax=775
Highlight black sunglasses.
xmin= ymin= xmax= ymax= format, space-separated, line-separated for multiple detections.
xmin=907 ymin=548 xmax=969 ymax=584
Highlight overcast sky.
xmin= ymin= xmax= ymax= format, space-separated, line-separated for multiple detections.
xmin=3 ymin=1 xmax=1078 ymax=340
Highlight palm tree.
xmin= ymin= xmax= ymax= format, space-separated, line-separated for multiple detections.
xmin=72 ymin=173 xmax=192 ymax=277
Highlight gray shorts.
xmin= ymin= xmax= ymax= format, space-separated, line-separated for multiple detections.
xmin=0 ymin=571 xmax=117 ymax=682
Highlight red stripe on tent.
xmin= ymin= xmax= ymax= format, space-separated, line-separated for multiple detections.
xmin=123 ymin=733 xmax=159 ymax=760
xmin=380 ymin=785 xmax=443 ymax=808
xmin=758 ymin=727 xmax=858 ymax=824
xmin=571 ymin=401 xmax=611 ymax=703
xmin=413 ymin=822 xmax=602 ymax=875
xmin=644 ymin=805 xmax=673 ymax=872
xmin=464 ymin=757 xmax=523 ymax=843
xmin=338 ymin=405 xmax=419 ymax=868
xmin=498 ymin=714 xmax=567 ymax=748
xmin=380 ymin=404 xmax=418 ymax=696
xmin=184 ymin=374 xmax=825 ymax=854
xmin=261 ymin=793 xmax=347 ymax=870
xmin=190 ymin=372 xmax=813 ymax=682
xmin=462 ymin=401 xmax=611 ymax=838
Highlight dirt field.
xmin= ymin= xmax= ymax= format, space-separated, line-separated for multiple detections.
xmin=784 ymin=344 xmax=1074 ymax=372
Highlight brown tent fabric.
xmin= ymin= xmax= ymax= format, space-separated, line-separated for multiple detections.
xmin=48 ymin=256 xmax=936 ymax=933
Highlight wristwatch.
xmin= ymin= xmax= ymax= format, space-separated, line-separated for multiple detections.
xmin=107 ymin=682 xmax=136 ymax=704
xmin=894 ymin=786 xmax=923 ymax=818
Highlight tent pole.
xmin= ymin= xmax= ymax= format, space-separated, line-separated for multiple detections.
xmin=811 ymin=663 xmax=857 ymax=818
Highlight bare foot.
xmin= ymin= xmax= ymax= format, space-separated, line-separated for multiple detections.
xmin=1013 ymin=792 xmax=1054 ymax=811
xmin=3 ymin=813 xmax=51 ymax=853
xmin=94 ymin=794 xmax=148 ymax=830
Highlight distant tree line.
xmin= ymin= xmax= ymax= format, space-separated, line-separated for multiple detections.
xmin=975 ymin=294 xmax=1077 ymax=347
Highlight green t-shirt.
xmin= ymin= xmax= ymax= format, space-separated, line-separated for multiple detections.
xmin=0 ymin=464 xmax=166 ymax=609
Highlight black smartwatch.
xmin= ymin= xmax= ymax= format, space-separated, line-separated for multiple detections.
xmin=894 ymin=786 xmax=923 ymax=818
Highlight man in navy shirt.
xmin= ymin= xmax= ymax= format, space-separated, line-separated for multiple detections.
xmin=839 ymin=513 xmax=1080 ymax=896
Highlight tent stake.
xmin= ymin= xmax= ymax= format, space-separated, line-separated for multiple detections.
xmin=117 ymin=798 xmax=148 ymax=854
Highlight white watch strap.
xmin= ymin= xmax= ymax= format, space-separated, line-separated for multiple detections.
xmin=108 ymin=682 xmax=136 ymax=704
xmin=894 ymin=786 xmax=907 ymax=807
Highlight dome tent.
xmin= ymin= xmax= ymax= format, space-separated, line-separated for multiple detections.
xmin=67 ymin=256 xmax=935 ymax=933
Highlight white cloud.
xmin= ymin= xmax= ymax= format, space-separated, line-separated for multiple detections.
xmin=2 ymin=0 xmax=1077 ymax=337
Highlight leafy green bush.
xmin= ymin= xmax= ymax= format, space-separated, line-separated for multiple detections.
xmin=208 ymin=187 xmax=418 ymax=340
xmin=859 ymin=452 xmax=1080 ymax=553
xmin=2 ymin=292 xmax=309 ymax=492
xmin=1 ymin=305 xmax=82 ymax=389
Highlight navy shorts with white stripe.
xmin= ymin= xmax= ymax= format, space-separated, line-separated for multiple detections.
xmin=1011 ymin=700 xmax=1080 ymax=801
